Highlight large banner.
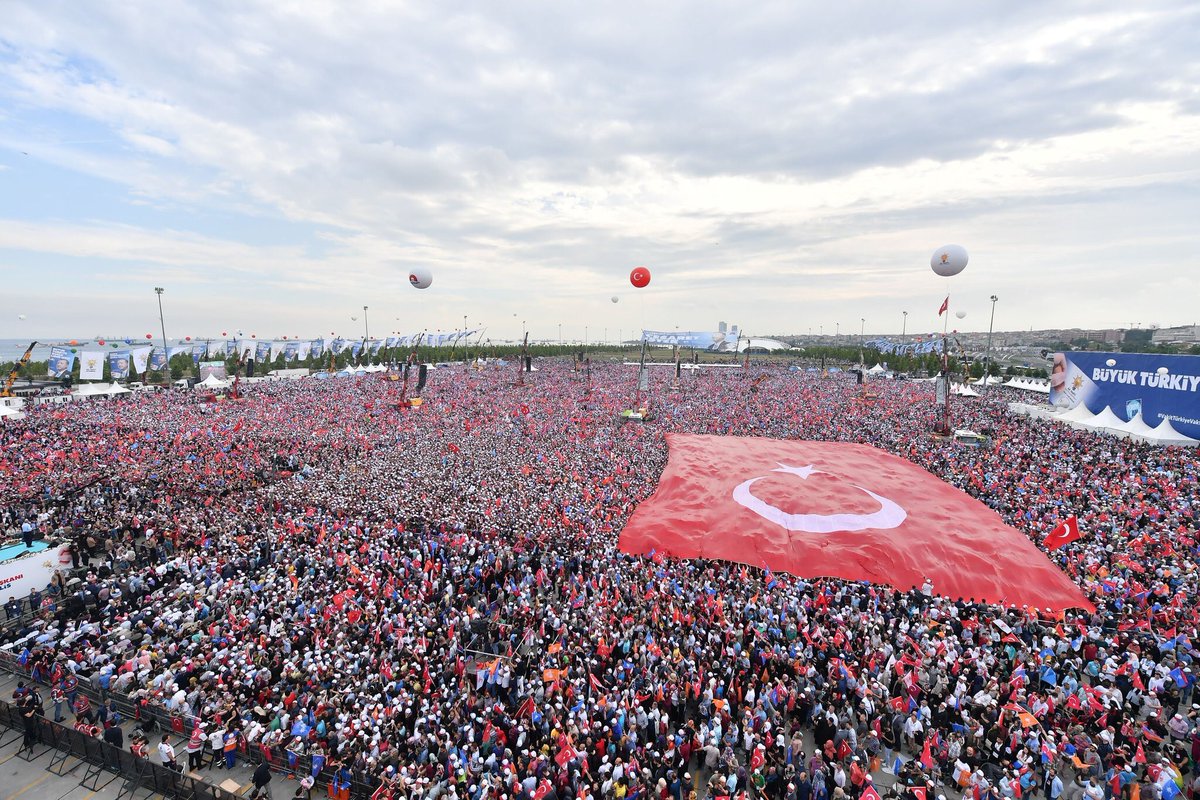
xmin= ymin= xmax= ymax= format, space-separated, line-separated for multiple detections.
xmin=108 ymin=351 xmax=131 ymax=380
xmin=285 ymin=342 xmax=300 ymax=361
xmin=148 ymin=348 xmax=167 ymax=372
xmin=642 ymin=328 xmax=739 ymax=351
xmin=1050 ymin=351 xmax=1200 ymax=438
xmin=255 ymin=341 xmax=271 ymax=362
xmin=79 ymin=351 xmax=105 ymax=381
xmin=48 ymin=346 xmax=76 ymax=378
xmin=131 ymin=346 xmax=153 ymax=374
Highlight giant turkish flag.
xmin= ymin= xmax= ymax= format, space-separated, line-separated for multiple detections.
xmin=619 ymin=434 xmax=1091 ymax=611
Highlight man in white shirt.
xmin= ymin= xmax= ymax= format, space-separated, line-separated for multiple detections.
xmin=158 ymin=734 xmax=178 ymax=771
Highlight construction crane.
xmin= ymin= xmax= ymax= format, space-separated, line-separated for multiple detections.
xmin=1 ymin=341 xmax=38 ymax=397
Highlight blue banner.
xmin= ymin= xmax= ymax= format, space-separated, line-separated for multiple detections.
xmin=48 ymin=346 xmax=76 ymax=378
xmin=331 ymin=337 xmax=347 ymax=354
xmin=369 ymin=340 xmax=383 ymax=354
xmin=642 ymin=329 xmax=739 ymax=351
xmin=350 ymin=341 xmax=363 ymax=359
xmin=148 ymin=348 xmax=167 ymax=372
xmin=108 ymin=351 xmax=131 ymax=380
xmin=386 ymin=336 xmax=398 ymax=348
xmin=311 ymin=338 xmax=324 ymax=358
xmin=285 ymin=342 xmax=299 ymax=361
xmin=224 ymin=341 xmax=237 ymax=358
xmin=866 ymin=337 xmax=944 ymax=356
xmin=1051 ymin=351 xmax=1200 ymax=439
xmin=191 ymin=344 xmax=204 ymax=365
xmin=255 ymin=341 xmax=271 ymax=362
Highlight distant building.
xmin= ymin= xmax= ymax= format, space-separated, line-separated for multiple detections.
xmin=1151 ymin=325 xmax=1200 ymax=344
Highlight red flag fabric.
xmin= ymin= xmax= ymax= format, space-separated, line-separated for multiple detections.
xmin=618 ymin=435 xmax=1091 ymax=611
xmin=1043 ymin=516 xmax=1082 ymax=551
xmin=920 ymin=738 xmax=933 ymax=769
xmin=938 ymin=297 xmax=949 ymax=316
xmin=861 ymin=787 xmax=883 ymax=800
xmin=911 ymin=788 xmax=927 ymax=800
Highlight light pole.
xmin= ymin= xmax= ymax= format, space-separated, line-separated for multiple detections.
xmin=584 ymin=326 xmax=588 ymax=348
xmin=984 ymin=295 xmax=998 ymax=393
xmin=154 ymin=287 xmax=167 ymax=381
xmin=835 ymin=322 xmax=839 ymax=343
xmin=363 ymin=306 xmax=369 ymax=341
xmin=558 ymin=323 xmax=562 ymax=346
xmin=902 ymin=311 xmax=908 ymax=337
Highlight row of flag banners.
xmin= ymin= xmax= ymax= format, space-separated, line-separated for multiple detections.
xmin=46 ymin=331 xmax=481 ymax=379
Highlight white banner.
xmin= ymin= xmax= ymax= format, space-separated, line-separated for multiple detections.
xmin=0 ymin=545 xmax=72 ymax=600
xmin=298 ymin=342 xmax=311 ymax=360
xmin=79 ymin=351 xmax=105 ymax=380
xmin=131 ymin=346 xmax=153 ymax=374
xmin=270 ymin=342 xmax=287 ymax=361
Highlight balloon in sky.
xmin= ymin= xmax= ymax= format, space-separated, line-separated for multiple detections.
xmin=611 ymin=296 xmax=619 ymax=304
xmin=17 ymin=314 xmax=26 ymax=320
xmin=69 ymin=339 xmax=78 ymax=345
xmin=236 ymin=330 xmax=243 ymax=336
xmin=955 ymin=311 xmax=966 ymax=320
xmin=222 ymin=331 xmax=227 ymax=336
xmin=145 ymin=334 xmax=152 ymax=339
xmin=409 ymin=266 xmax=433 ymax=289
xmin=351 ymin=316 xmax=357 ymax=321
xmin=185 ymin=336 xmax=192 ymax=341
xmin=630 ymin=266 xmax=651 ymax=288
xmin=98 ymin=340 xmax=106 ymax=345
xmin=930 ymin=245 xmax=968 ymax=277
xmin=251 ymin=334 xmax=256 ymax=338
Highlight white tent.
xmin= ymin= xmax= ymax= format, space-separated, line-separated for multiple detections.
xmin=972 ymin=375 xmax=1002 ymax=386
xmin=867 ymin=363 xmax=887 ymax=375
xmin=1058 ymin=403 xmax=1096 ymax=426
xmin=952 ymin=384 xmax=980 ymax=397
xmin=1135 ymin=418 xmax=1200 ymax=447
xmin=1075 ymin=406 xmax=1131 ymax=436
xmin=196 ymin=374 xmax=230 ymax=389
xmin=71 ymin=382 xmax=109 ymax=397
xmin=1123 ymin=411 xmax=1158 ymax=440
xmin=0 ymin=404 xmax=23 ymax=420
xmin=107 ymin=382 xmax=131 ymax=395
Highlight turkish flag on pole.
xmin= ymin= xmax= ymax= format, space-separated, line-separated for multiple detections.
xmin=1043 ymin=516 xmax=1082 ymax=550
xmin=861 ymin=786 xmax=883 ymax=800
xmin=938 ymin=296 xmax=949 ymax=316
xmin=910 ymin=788 xmax=927 ymax=800
xmin=618 ymin=435 xmax=1091 ymax=611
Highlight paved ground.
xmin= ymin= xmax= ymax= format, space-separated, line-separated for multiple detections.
xmin=0 ymin=669 xmax=264 ymax=800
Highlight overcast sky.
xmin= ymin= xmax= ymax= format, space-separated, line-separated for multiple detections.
xmin=1 ymin=1 xmax=1198 ymax=343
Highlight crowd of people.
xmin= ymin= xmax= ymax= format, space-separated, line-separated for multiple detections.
xmin=1 ymin=359 xmax=1198 ymax=800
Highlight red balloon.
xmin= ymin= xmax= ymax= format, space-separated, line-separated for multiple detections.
xmin=251 ymin=334 xmax=256 ymax=338
xmin=282 ymin=335 xmax=288 ymax=340
xmin=68 ymin=339 xmax=78 ymax=345
xmin=630 ymin=266 xmax=651 ymax=288
xmin=98 ymin=339 xmax=106 ymax=345
xmin=145 ymin=333 xmax=153 ymax=339
xmin=222 ymin=331 xmax=227 ymax=336
xmin=185 ymin=336 xmax=192 ymax=341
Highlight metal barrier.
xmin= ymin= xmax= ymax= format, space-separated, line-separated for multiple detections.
xmin=0 ymin=700 xmax=245 ymax=800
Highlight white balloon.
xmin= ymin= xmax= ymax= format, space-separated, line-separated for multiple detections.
xmin=931 ymin=244 xmax=968 ymax=277
xmin=408 ymin=266 xmax=433 ymax=289
xmin=17 ymin=314 xmax=26 ymax=320
xmin=955 ymin=310 xmax=966 ymax=320
xmin=611 ymin=296 xmax=619 ymax=304
xmin=1157 ymin=366 xmax=1169 ymax=375
xmin=1105 ymin=358 xmax=1117 ymax=367
xmin=351 ymin=316 xmax=358 ymax=321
